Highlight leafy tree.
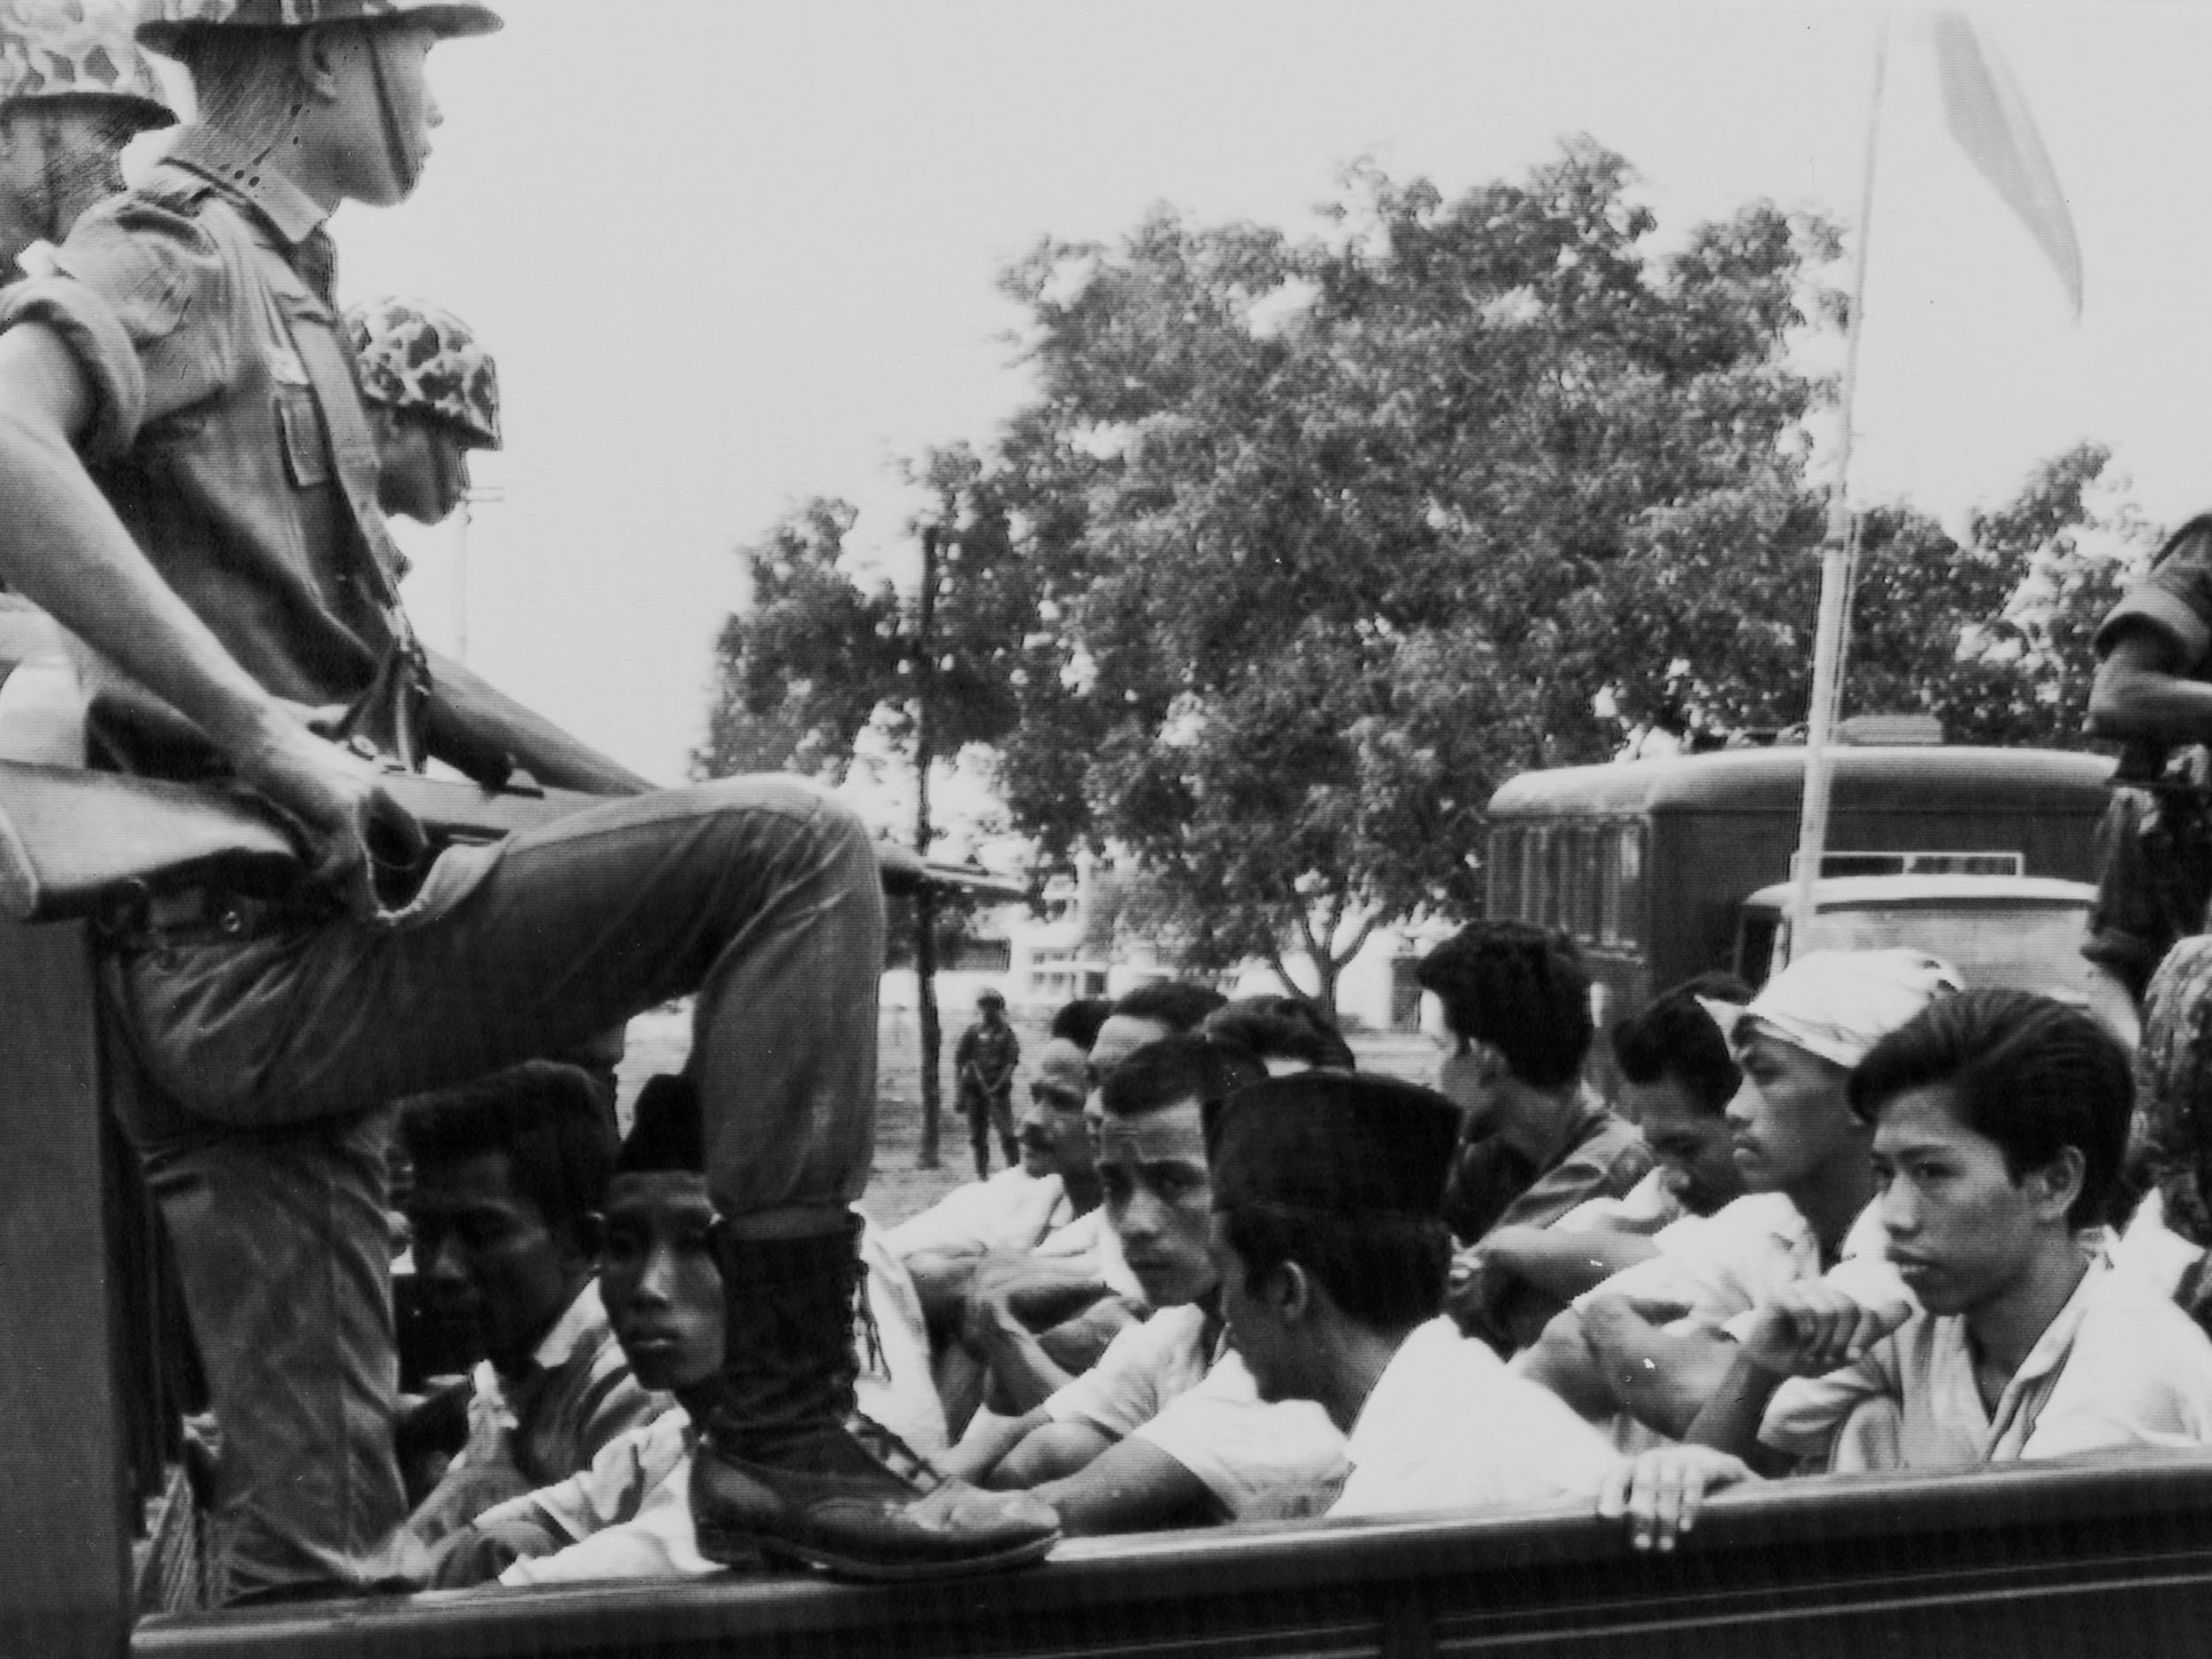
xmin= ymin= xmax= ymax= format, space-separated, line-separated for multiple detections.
xmin=981 ymin=142 xmax=1845 ymax=1011
xmin=696 ymin=452 xmax=1029 ymax=1164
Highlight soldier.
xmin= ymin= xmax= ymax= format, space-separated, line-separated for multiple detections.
xmin=347 ymin=295 xmax=496 ymax=526
xmin=0 ymin=0 xmax=1052 ymax=1603
xmin=955 ymin=987 xmax=1021 ymax=1179
xmin=2085 ymin=515 xmax=2212 ymax=999
xmin=0 ymin=0 xmax=173 ymax=277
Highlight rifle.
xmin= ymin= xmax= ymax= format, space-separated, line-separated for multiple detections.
xmin=0 ymin=758 xmax=1023 ymax=926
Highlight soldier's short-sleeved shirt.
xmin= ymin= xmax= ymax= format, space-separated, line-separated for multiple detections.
xmin=0 ymin=124 xmax=417 ymax=773
xmin=2095 ymin=516 xmax=2212 ymax=675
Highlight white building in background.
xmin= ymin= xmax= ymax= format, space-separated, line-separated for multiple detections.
xmin=879 ymin=853 xmax=1455 ymax=1035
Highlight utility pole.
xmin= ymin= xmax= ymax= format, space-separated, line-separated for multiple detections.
xmin=451 ymin=482 xmax=503 ymax=666
xmin=913 ymin=525 xmax=944 ymax=1171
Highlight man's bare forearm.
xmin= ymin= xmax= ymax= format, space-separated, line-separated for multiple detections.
xmin=1481 ymin=1227 xmax=1661 ymax=1303
xmin=1034 ymin=1437 xmax=1212 ymax=1537
xmin=969 ymin=1304 xmax=1076 ymax=1414
xmin=1511 ymin=1309 xmax=1620 ymax=1421
xmin=1581 ymin=1299 xmax=1740 ymax=1440
xmin=423 ymin=648 xmax=653 ymax=796
xmin=1682 ymin=1348 xmax=1786 ymax=1462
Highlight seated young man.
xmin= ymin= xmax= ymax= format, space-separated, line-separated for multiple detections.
xmin=1468 ymin=978 xmax=1750 ymax=1309
xmin=942 ymin=1037 xmax=1349 ymax=1531
xmin=891 ymin=1000 xmax=1148 ymax=1432
xmin=1416 ymin=923 xmax=1651 ymax=1353
xmin=1516 ymin=950 xmax=1954 ymax=1440
xmin=436 ymin=1077 xmax=957 ymax=1587
xmin=1602 ymin=990 xmax=2212 ymax=1551
xmin=401 ymin=1064 xmax=666 ymax=1546
xmin=1204 ymin=1071 xmax=1617 ymax=1518
xmin=912 ymin=982 xmax=1230 ymax=1429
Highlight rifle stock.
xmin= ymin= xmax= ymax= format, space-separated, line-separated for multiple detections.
xmin=0 ymin=759 xmax=1018 ymax=925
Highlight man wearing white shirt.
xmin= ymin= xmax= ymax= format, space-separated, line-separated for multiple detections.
xmin=947 ymin=1037 xmax=1349 ymax=1530
xmin=1206 ymin=1072 xmax=1616 ymax=1520
xmin=1517 ymin=950 xmax=1955 ymax=1438
xmin=894 ymin=1025 xmax=1148 ymax=1430
xmin=1603 ymin=990 xmax=2212 ymax=1552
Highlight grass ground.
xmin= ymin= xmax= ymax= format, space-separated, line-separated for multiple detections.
xmin=616 ymin=999 xmax=1443 ymax=1229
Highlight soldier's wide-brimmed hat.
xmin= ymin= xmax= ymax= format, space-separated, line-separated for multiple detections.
xmin=138 ymin=0 xmax=503 ymax=58
xmin=0 ymin=0 xmax=174 ymax=128
xmin=1203 ymin=1072 xmax=1460 ymax=1220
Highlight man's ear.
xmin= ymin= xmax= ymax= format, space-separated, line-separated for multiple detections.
xmin=2024 ymin=1146 xmax=2086 ymax=1224
xmin=293 ymin=26 xmax=346 ymax=104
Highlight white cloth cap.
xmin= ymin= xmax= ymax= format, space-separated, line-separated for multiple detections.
xmin=1706 ymin=949 xmax=1962 ymax=1071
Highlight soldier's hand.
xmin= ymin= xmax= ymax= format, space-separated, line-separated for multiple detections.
xmin=241 ymin=725 xmax=427 ymax=919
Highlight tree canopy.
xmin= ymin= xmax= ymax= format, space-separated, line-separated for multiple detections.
xmin=704 ymin=140 xmax=2150 ymax=1014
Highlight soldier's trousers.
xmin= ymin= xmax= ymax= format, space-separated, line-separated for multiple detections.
xmin=103 ymin=776 xmax=885 ymax=1602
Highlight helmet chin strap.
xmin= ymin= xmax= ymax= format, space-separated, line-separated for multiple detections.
xmin=365 ymin=26 xmax=421 ymax=199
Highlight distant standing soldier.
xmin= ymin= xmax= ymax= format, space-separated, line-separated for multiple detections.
xmin=0 ymin=0 xmax=174 ymax=278
xmin=956 ymin=987 xmax=1021 ymax=1179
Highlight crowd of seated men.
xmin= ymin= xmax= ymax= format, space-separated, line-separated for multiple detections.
xmin=371 ymin=919 xmax=2212 ymax=1594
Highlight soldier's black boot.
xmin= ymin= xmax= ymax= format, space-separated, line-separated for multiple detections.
xmin=690 ymin=1214 xmax=1060 ymax=1580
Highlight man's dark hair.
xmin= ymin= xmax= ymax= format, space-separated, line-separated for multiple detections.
xmin=1612 ymin=979 xmax=1748 ymax=1116
xmin=398 ymin=1062 xmax=618 ymax=1238
xmin=1414 ymin=921 xmax=1590 ymax=1089
xmin=1099 ymin=1033 xmax=1265 ymax=1120
xmin=1203 ymin=995 xmax=1355 ymax=1071
xmin=1049 ymin=996 xmax=1116 ymax=1050
xmin=1220 ymin=1204 xmax=1449 ymax=1333
xmin=1847 ymin=988 xmax=2131 ymax=1229
xmin=1112 ymin=980 xmax=1227 ymax=1034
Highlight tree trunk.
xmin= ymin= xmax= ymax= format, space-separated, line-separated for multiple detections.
xmin=915 ymin=887 xmax=942 ymax=1171
xmin=912 ymin=526 xmax=943 ymax=1170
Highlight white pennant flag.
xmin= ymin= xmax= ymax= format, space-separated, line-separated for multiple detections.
xmin=1932 ymin=12 xmax=2084 ymax=319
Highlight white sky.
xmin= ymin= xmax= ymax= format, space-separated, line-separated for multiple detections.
xmin=201 ymin=1 xmax=2212 ymax=795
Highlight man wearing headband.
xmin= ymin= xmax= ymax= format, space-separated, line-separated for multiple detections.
xmin=1206 ymin=1072 xmax=1615 ymax=1518
xmin=1517 ymin=949 xmax=1952 ymax=1442
xmin=1604 ymin=991 xmax=2212 ymax=1552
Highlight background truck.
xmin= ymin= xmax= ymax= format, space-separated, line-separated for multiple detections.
xmin=1482 ymin=742 xmax=2116 ymax=1031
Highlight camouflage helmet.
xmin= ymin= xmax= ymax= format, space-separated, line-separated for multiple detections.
xmin=346 ymin=296 xmax=500 ymax=449
xmin=0 ymin=1 xmax=175 ymax=129
xmin=138 ymin=0 xmax=502 ymax=58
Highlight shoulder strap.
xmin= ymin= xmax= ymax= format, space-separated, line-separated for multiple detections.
xmin=182 ymin=186 xmax=431 ymax=766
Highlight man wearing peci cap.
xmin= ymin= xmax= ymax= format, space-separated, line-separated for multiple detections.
xmin=1205 ymin=1072 xmax=1617 ymax=1519
xmin=0 ymin=0 xmax=1053 ymax=1601
xmin=1516 ymin=949 xmax=1956 ymax=1443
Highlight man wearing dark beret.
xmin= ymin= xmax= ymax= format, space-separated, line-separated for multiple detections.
xmin=1205 ymin=1073 xmax=1615 ymax=1518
